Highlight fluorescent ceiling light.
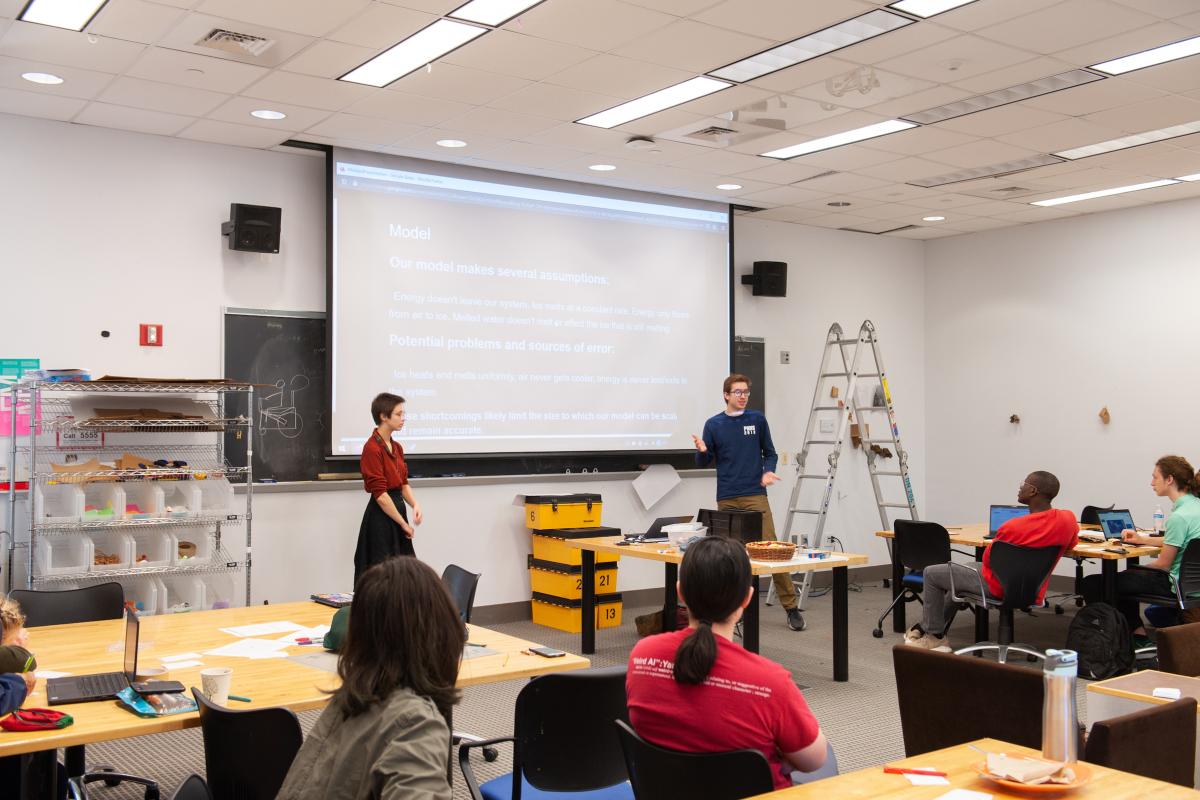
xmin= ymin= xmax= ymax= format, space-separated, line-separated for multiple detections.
xmin=1031 ymin=179 xmax=1179 ymax=207
xmin=922 ymin=215 xmax=946 ymax=221
xmin=576 ymin=76 xmax=730 ymax=129
xmin=341 ymin=19 xmax=487 ymax=87
xmin=716 ymin=183 xmax=742 ymax=190
xmin=22 ymin=71 xmax=64 ymax=85
xmin=1091 ymin=34 xmax=1200 ymax=75
xmin=1053 ymin=120 xmax=1200 ymax=160
xmin=709 ymin=10 xmax=910 ymax=83
xmin=902 ymin=70 xmax=1101 ymax=125
xmin=436 ymin=139 xmax=467 ymax=148
xmin=761 ymin=119 xmax=916 ymax=159
xmin=449 ymin=0 xmax=543 ymax=26
xmin=18 ymin=0 xmax=109 ymax=30
xmin=908 ymin=154 xmax=1065 ymax=188
xmin=1179 ymin=173 xmax=1200 ymax=181
xmin=588 ymin=164 xmax=616 ymax=171
xmin=889 ymin=0 xmax=978 ymax=18
xmin=251 ymin=109 xmax=286 ymax=120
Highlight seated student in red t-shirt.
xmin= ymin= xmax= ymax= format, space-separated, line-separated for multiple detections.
xmin=626 ymin=536 xmax=827 ymax=790
xmin=905 ymin=470 xmax=1078 ymax=651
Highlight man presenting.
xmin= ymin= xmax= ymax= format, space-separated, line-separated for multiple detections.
xmin=693 ymin=374 xmax=805 ymax=632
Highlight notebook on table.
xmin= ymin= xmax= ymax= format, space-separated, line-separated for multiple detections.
xmin=47 ymin=610 xmax=139 ymax=705
xmin=985 ymin=505 xmax=1030 ymax=539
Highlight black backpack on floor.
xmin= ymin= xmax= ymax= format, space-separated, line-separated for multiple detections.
xmin=1066 ymin=602 xmax=1134 ymax=679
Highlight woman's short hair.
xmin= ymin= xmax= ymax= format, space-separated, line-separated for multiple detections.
xmin=1156 ymin=455 xmax=1197 ymax=496
xmin=370 ymin=392 xmax=405 ymax=425
xmin=673 ymin=536 xmax=752 ymax=685
xmin=337 ymin=557 xmax=465 ymax=720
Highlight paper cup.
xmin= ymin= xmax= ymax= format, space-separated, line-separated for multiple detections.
xmin=135 ymin=666 xmax=168 ymax=680
xmin=200 ymin=667 xmax=233 ymax=705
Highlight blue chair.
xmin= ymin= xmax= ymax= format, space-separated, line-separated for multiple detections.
xmin=873 ymin=520 xmax=960 ymax=638
xmin=459 ymin=666 xmax=632 ymax=800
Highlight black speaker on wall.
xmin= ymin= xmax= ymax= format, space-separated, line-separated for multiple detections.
xmin=741 ymin=261 xmax=787 ymax=297
xmin=221 ymin=203 xmax=282 ymax=253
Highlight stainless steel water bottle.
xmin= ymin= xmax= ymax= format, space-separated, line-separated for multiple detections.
xmin=1042 ymin=649 xmax=1078 ymax=763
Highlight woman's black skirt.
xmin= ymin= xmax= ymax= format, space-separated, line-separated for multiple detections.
xmin=354 ymin=487 xmax=414 ymax=583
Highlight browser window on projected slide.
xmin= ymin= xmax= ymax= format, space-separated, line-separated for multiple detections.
xmin=330 ymin=150 xmax=731 ymax=456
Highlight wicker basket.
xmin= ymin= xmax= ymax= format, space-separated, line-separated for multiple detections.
xmin=745 ymin=541 xmax=797 ymax=561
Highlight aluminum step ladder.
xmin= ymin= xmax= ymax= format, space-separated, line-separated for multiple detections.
xmin=767 ymin=320 xmax=919 ymax=611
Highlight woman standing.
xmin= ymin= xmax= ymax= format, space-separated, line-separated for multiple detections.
xmin=355 ymin=393 xmax=422 ymax=582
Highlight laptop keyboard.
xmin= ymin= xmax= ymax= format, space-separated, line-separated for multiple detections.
xmin=77 ymin=672 xmax=127 ymax=696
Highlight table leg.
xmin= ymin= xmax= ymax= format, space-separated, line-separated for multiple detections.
xmin=743 ymin=578 xmax=760 ymax=653
xmin=662 ymin=563 xmax=678 ymax=632
xmin=581 ymin=550 xmax=596 ymax=655
xmin=891 ymin=542 xmax=906 ymax=633
xmin=974 ymin=605 xmax=989 ymax=643
xmin=834 ymin=566 xmax=848 ymax=682
xmin=1103 ymin=559 xmax=1118 ymax=606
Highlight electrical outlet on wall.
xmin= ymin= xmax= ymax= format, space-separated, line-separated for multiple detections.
xmin=780 ymin=350 xmax=791 ymax=364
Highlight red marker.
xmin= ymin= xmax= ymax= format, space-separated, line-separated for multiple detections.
xmin=884 ymin=767 xmax=947 ymax=777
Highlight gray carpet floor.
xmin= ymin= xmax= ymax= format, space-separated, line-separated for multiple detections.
xmin=80 ymin=581 xmax=1097 ymax=799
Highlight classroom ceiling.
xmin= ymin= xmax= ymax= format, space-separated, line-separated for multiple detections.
xmin=3 ymin=0 xmax=1200 ymax=239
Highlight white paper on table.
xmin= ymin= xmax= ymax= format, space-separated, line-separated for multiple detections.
xmin=164 ymin=660 xmax=203 ymax=669
xmin=219 ymin=621 xmax=306 ymax=638
xmin=249 ymin=652 xmax=290 ymax=659
xmin=632 ymin=463 xmax=681 ymax=510
xmin=36 ymin=670 xmax=71 ymax=679
xmin=161 ymin=652 xmax=203 ymax=662
xmin=204 ymin=638 xmax=292 ymax=659
xmin=906 ymin=773 xmax=951 ymax=786
xmin=275 ymin=625 xmax=330 ymax=644
xmin=935 ymin=790 xmax=992 ymax=800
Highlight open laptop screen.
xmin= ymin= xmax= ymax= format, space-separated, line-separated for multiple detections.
xmin=989 ymin=505 xmax=1030 ymax=535
xmin=123 ymin=611 xmax=140 ymax=680
xmin=1096 ymin=510 xmax=1135 ymax=539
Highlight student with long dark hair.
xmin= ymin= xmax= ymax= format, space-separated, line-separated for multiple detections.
xmin=625 ymin=536 xmax=827 ymax=790
xmin=278 ymin=557 xmax=466 ymax=800
xmin=355 ymin=393 xmax=422 ymax=582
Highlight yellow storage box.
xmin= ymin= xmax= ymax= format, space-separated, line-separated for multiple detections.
xmin=528 ymin=556 xmax=618 ymax=600
xmin=531 ymin=592 xmax=623 ymax=633
xmin=525 ymin=493 xmax=603 ymax=530
xmin=531 ymin=526 xmax=621 ymax=566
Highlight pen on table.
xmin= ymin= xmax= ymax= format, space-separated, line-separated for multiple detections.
xmin=295 ymin=638 xmax=324 ymax=646
xmin=883 ymin=767 xmax=947 ymax=777
xmin=465 ymin=642 xmax=485 ymax=647
xmin=228 ymin=695 xmax=252 ymax=703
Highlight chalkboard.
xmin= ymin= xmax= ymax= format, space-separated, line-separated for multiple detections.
xmin=733 ymin=336 xmax=765 ymax=414
xmin=223 ymin=310 xmax=327 ymax=482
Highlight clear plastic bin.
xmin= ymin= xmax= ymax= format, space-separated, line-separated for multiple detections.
xmin=130 ymin=530 xmax=174 ymax=568
xmin=121 ymin=577 xmax=160 ymax=615
xmin=205 ymin=575 xmax=235 ymax=610
xmin=89 ymin=531 xmax=134 ymax=571
xmin=195 ymin=478 xmax=233 ymax=514
xmin=123 ymin=483 xmax=163 ymax=519
xmin=161 ymin=576 xmax=205 ymax=614
xmin=161 ymin=483 xmax=200 ymax=517
xmin=82 ymin=483 xmax=125 ymax=521
xmin=35 ymin=484 xmax=83 ymax=524
xmin=174 ymin=533 xmax=214 ymax=566
xmin=35 ymin=537 xmax=92 ymax=575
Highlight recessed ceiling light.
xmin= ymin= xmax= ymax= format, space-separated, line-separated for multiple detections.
xmin=448 ymin=0 xmax=545 ymax=27
xmin=888 ymin=0 xmax=978 ymax=18
xmin=21 ymin=71 xmax=64 ymax=85
xmin=589 ymin=164 xmax=616 ymax=171
xmin=1053 ymin=120 xmax=1200 ymax=160
xmin=250 ymin=109 xmax=287 ymax=120
xmin=340 ymin=19 xmax=487 ymax=87
xmin=1179 ymin=173 xmax=1200 ymax=181
xmin=436 ymin=139 xmax=468 ymax=148
xmin=576 ymin=76 xmax=730 ymax=129
xmin=923 ymin=215 xmax=946 ymax=222
xmin=827 ymin=201 xmax=851 ymax=207
xmin=18 ymin=0 xmax=109 ymax=31
xmin=1031 ymin=179 xmax=1179 ymax=207
xmin=761 ymin=119 xmax=916 ymax=159
xmin=1090 ymin=34 xmax=1200 ymax=75
xmin=709 ymin=10 xmax=911 ymax=83
xmin=901 ymin=70 xmax=1101 ymax=125
xmin=716 ymin=183 xmax=742 ymax=190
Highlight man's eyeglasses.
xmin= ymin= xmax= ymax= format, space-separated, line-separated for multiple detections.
xmin=728 ymin=390 xmax=751 ymax=397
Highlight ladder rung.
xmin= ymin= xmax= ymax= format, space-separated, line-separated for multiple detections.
xmin=862 ymin=439 xmax=896 ymax=445
xmin=790 ymin=509 xmax=822 ymax=515
xmin=796 ymin=475 xmax=828 ymax=480
xmin=820 ymin=372 xmax=848 ymax=378
xmin=855 ymin=406 xmax=889 ymax=411
xmin=805 ymin=439 xmax=839 ymax=445
xmin=813 ymin=406 xmax=843 ymax=411
xmin=857 ymin=372 xmax=880 ymax=378
xmin=881 ymin=503 xmax=913 ymax=509
xmin=873 ymin=471 xmax=902 ymax=477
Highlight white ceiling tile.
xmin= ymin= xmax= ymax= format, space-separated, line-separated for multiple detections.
xmin=1112 ymin=56 xmax=1200 ymax=95
xmin=928 ymin=0 xmax=1065 ymax=33
xmin=612 ymin=20 xmax=771 ymax=74
xmin=888 ymin=225 xmax=966 ymax=238
xmin=378 ymin=0 xmax=459 ymax=13
xmin=994 ymin=116 xmax=1128 ymax=152
xmin=516 ymin=0 xmax=676 ymax=51
xmin=136 ymin=0 xmax=197 ymax=7
xmin=933 ymin=198 xmax=1026 ymax=215
xmin=207 ymin=95 xmax=330 ymax=129
xmin=1066 ymin=139 xmax=1187 ymax=170
xmin=0 ymin=1 xmax=19 ymax=18
xmin=794 ymin=171 xmax=892 ymax=193
xmin=545 ymin=53 xmax=694 ymax=99
xmin=178 ymin=118 xmax=293 ymax=147
xmin=326 ymin=4 xmax=434 ymax=49
xmin=346 ymin=90 xmax=472 ymax=126
xmin=864 ymin=84 xmax=975 ymax=120
xmin=928 ymin=139 xmax=1041 ymax=168
xmin=949 ymin=56 xmax=1074 ymax=94
xmin=98 ymin=75 xmax=227 ymax=116
xmin=1174 ymin=131 xmax=1200 ymax=151
xmin=445 ymin=105 xmax=560 ymax=138
xmin=934 ymin=216 xmax=1017 ymax=231
xmin=466 ymin=139 xmax=590 ymax=169
xmin=0 ymin=85 xmax=87 ymax=120
xmin=856 ymin=155 xmax=958 ymax=181
xmin=667 ymin=147 xmax=773 ymax=174
xmin=735 ymin=160 xmax=841 ymax=184
xmin=993 ymin=205 xmax=1094 ymax=222
xmin=773 ymin=108 xmax=886 ymax=140
xmin=1054 ymin=21 xmax=1194 ymax=69
xmin=304 ymin=113 xmax=421 ymax=145
xmin=196 ymin=0 xmax=372 ymax=37
xmin=977 ymin=0 xmax=1161 ymax=55
xmin=620 ymin=0 xmax=728 ymax=16
xmin=388 ymin=126 xmax=512 ymax=157
xmin=736 ymin=184 xmax=828 ymax=206
xmin=1026 ymin=166 xmax=1151 ymax=188
xmin=753 ymin=206 xmax=828 ymax=223
xmin=790 ymin=68 xmax=936 ymax=112
xmin=488 ymin=82 xmax=620 ymax=121
xmin=520 ymin=120 xmax=638 ymax=151
xmin=1178 ymin=11 xmax=1200 ymax=28
xmin=389 ymin=61 xmax=530 ymax=105
xmin=838 ymin=217 xmax=913 ymax=233
xmin=904 ymin=191 xmax=997 ymax=209
xmin=127 ymin=48 xmax=268 ymax=93
xmin=614 ymin=105 xmax=707 ymax=136
xmin=1084 ymin=95 xmax=1200 ymax=134
xmin=674 ymin=84 xmax=774 ymax=118
xmin=848 ymin=181 xmax=939 ymax=203
xmin=74 ymin=101 xmax=194 ymax=135
xmin=90 ymin=0 xmax=187 ymax=44
xmin=694 ymin=0 xmax=870 ymax=42
xmin=803 ymin=212 xmax=880 ymax=230
xmin=780 ymin=142 xmax=903 ymax=172
xmin=584 ymin=133 xmax=716 ymax=163
xmin=936 ymin=104 xmax=1067 ymax=137
xmin=243 ymin=71 xmax=374 ymax=111
xmin=835 ymin=20 xmax=959 ymax=66
xmin=876 ymin=34 xmax=1040 ymax=82
xmin=443 ymin=31 xmax=595 ymax=81
xmin=0 ymin=24 xmax=145 ymax=73
xmin=280 ymin=40 xmax=376 ymax=79
xmin=855 ymin=125 xmax=978 ymax=156
xmin=0 ymin=56 xmax=114 ymax=99
xmin=1021 ymin=76 xmax=1167 ymax=116
xmin=844 ymin=201 xmax=930 ymax=220
xmin=1108 ymin=0 xmax=1200 ymax=18
xmin=747 ymin=56 xmax=862 ymax=94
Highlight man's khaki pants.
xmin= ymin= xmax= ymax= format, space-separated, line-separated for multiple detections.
xmin=717 ymin=494 xmax=797 ymax=610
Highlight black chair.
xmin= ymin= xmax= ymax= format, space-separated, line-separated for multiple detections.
xmin=1045 ymin=504 xmax=1113 ymax=613
xmin=70 ymin=773 xmax=212 ymax=800
xmin=441 ymin=563 xmax=481 ymax=624
xmin=949 ymin=542 xmax=1060 ymax=662
xmin=12 ymin=584 xmax=135 ymax=789
xmin=191 ymin=688 xmax=303 ymax=800
xmin=1085 ymin=698 xmax=1197 ymax=787
xmin=614 ymin=719 xmax=773 ymax=800
xmin=459 ymin=666 xmax=633 ymax=800
xmin=1127 ymin=538 xmax=1200 ymax=619
xmin=873 ymin=520 xmax=969 ymax=638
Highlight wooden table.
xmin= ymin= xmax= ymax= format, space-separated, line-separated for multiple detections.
xmin=875 ymin=523 xmax=1160 ymax=633
xmin=561 ymin=536 xmax=868 ymax=682
xmin=0 ymin=600 xmax=589 ymax=758
xmin=745 ymin=738 xmax=1200 ymax=798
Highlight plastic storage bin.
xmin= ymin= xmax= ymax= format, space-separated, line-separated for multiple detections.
xmin=174 ymin=533 xmax=214 ymax=566
xmin=82 ymin=483 xmax=125 ymax=521
xmin=525 ymin=494 xmax=603 ymax=530
xmin=35 ymin=484 xmax=84 ymax=524
xmin=530 ymin=527 xmax=621 ymax=566
xmin=204 ymin=575 xmax=235 ymax=610
xmin=531 ymin=592 xmax=623 ymax=633
xmin=161 ymin=483 xmax=200 ymax=517
xmin=195 ymin=478 xmax=234 ymax=514
xmin=120 ymin=577 xmax=160 ymax=615
xmin=35 ymin=537 xmax=92 ymax=575
xmin=89 ymin=531 xmax=134 ymax=571
xmin=161 ymin=576 xmax=206 ymax=614
xmin=130 ymin=530 xmax=174 ymax=568
xmin=527 ymin=557 xmax=618 ymax=600
xmin=123 ymin=483 xmax=164 ymax=519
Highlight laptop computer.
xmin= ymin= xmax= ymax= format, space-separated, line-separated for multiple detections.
xmin=47 ymin=610 xmax=139 ymax=705
xmin=626 ymin=515 xmax=694 ymax=543
xmin=1096 ymin=509 xmax=1136 ymax=539
xmin=985 ymin=504 xmax=1030 ymax=539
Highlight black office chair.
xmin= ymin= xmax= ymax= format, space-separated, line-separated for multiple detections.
xmin=949 ymin=542 xmax=1061 ymax=662
xmin=12 ymin=583 xmax=138 ymax=790
xmin=191 ymin=688 xmax=303 ymax=800
xmin=459 ymin=666 xmax=633 ymax=800
xmin=873 ymin=520 xmax=968 ymax=638
xmin=614 ymin=719 xmax=773 ymax=800
xmin=1046 ymin=504 xmax=1113 ymax=614
xmin=70 ymin=773 xmax=211 ymax=800
xmin=440 ymin=564 xmax=496 ymax=761
xmin=1125 ymin=539 xmax=1200 ymax=660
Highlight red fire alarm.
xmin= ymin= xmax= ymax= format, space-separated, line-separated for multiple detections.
xmin=139 ymin=324 xmax=163 ymax=347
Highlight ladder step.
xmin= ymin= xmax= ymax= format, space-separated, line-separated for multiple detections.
xmin=862 ymin=439 xmax=897 ymax=445
xmin=789 ymin=509 xmax=822 ymax=515
xmin=873 ymin=471 xmax=903 ymax=477
xmin=820 ymin=372 xmax=848 ymax=378
xmin=805 ymin=440 xmax=839 ymax=445
xmin=881 ymin=503 xmax=913 ymax=509
xmin=857 ymin=372 xmax=881 ymax=378
xmin=796 ymin=475 xmax=828 ymax=480
xmin=813 ymin=406 xmax=843 ymax=411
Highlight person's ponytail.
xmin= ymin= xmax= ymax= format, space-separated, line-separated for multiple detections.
xmin=673 ymin=620 xmax=718 ymax=685
xmin=670 ymin=537 xmax=751 ymax=685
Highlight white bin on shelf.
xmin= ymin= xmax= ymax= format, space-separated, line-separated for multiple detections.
xmin=174 ymin=533 xmax=214 ymax=566
xmin=121 ymin=578 xmax=160 ymax=615
xmin=82 ymin=483 xmax=125 ymax=521
xmin=205 ymin=575 xmax=235 ymax=610
xmin=34 ymin=484 xmax=83 ymax=524
xmin=123 ymin=483 xmax=164 ymax=519
xmin=89 ymin=531 xmax=134 ymax=571
xmin=130 ymin=530 xmax=174 ymax=568
xmin=35 ymin=537 xmax=92 ymax=575
xmin=161 ymin=576 xmax=205 ymax=614
xmin=161 ymin=483 xmax=200 ymax=517
xmin=195 ymin=478 xmax=233 ymax=514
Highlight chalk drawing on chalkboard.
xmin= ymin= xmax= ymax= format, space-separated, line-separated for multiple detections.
xmin=258 ymin=376 xmax=309 ymax=439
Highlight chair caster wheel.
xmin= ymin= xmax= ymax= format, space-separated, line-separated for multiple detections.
xmin=483 ymin=747 xmax=499 ymax=762
xmin=1075 ymin=598 xmax=1084 ymax=607
xmin=872 ymin=628 xmax=883 ymax=638
xmin=97 ymin=766 xmax=122 ymax=788
xmin=1054 ymin=605 xmax=1064 ymax=615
